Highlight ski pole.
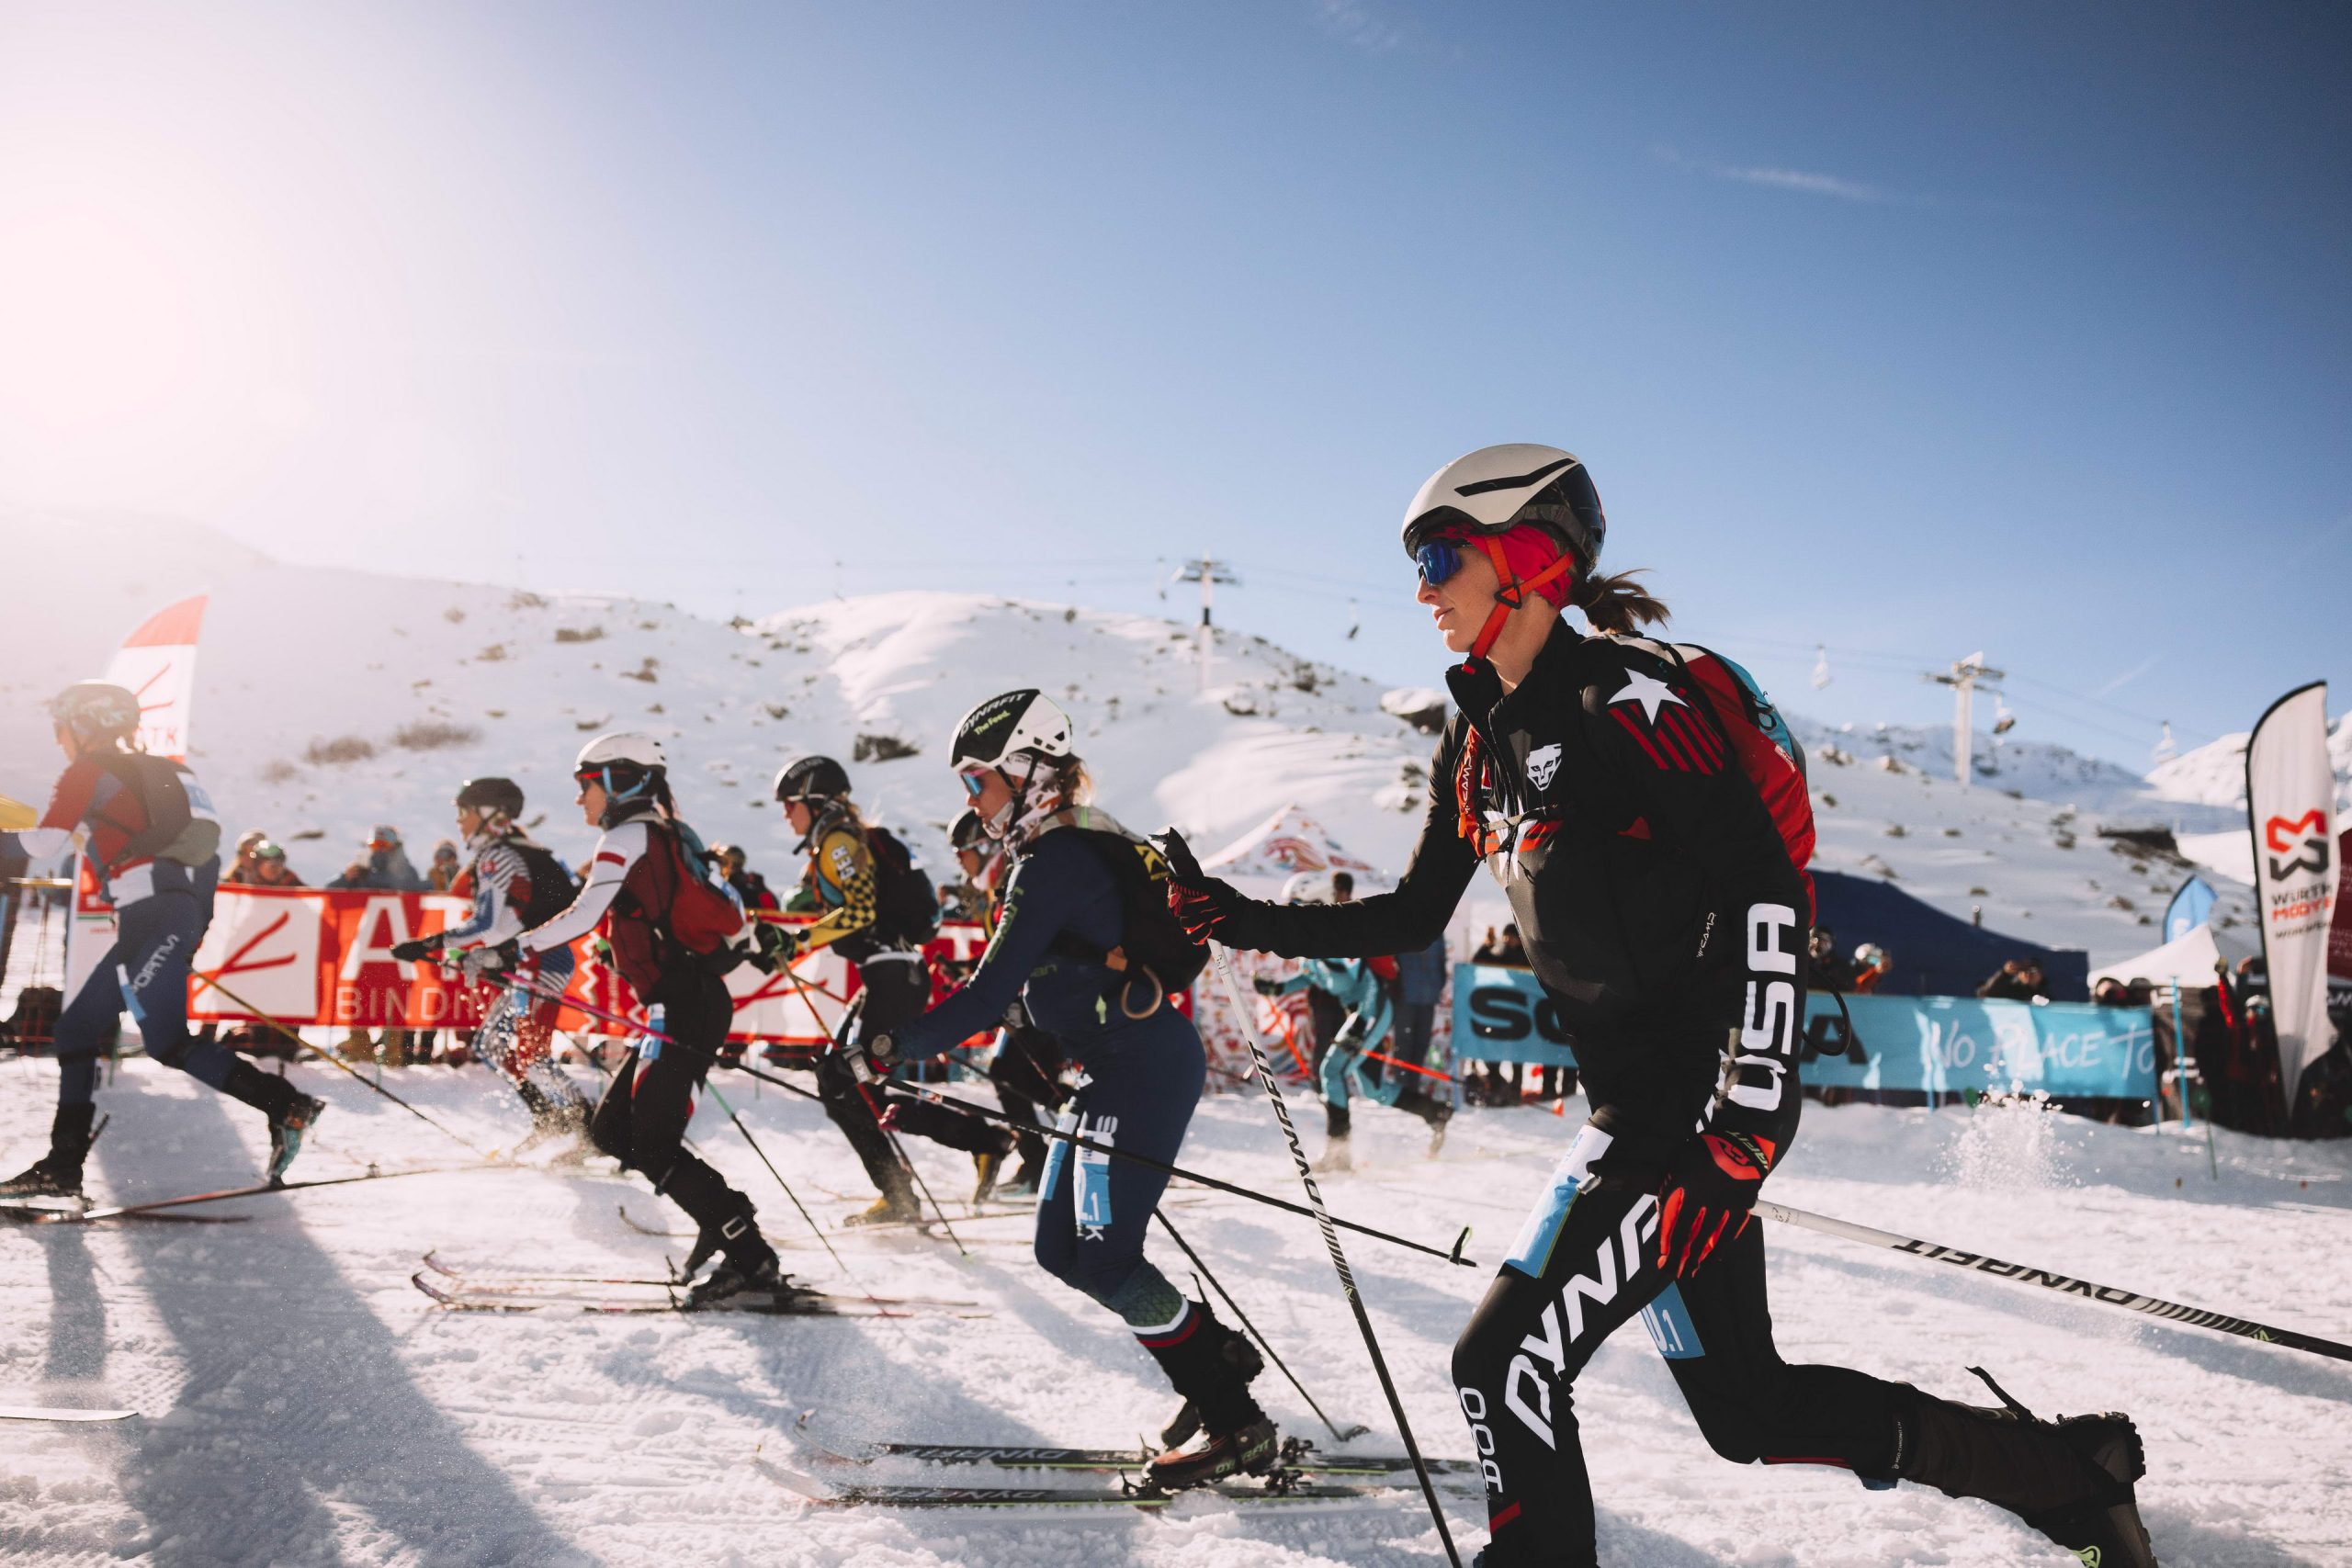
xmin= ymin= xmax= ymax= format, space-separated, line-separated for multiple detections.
xmin=771 ymin=964 xmax=978 ymax=1256
xmin=510 ymin=975 xmax=1479 ymax=1268
xmin=700 ymin=1077 xmax=893 ymax=1303
xmin=1758 ymin=1200 xmax=2352 ymax=1364
xmin=1215 ymin=948 xmax=1461 ymax=1567
xmin=196 ymin=973 xmax=489 ymax=1156
xmin=1153 ymin=1209 xmax=1368 ymax=1445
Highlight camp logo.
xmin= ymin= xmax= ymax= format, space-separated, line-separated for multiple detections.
xmin=1524 ymin=743 xmax=1562 ymax=791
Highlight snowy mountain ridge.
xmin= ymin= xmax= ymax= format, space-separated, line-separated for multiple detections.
xmin=0 ymin=513 xmax=2260 ymax=963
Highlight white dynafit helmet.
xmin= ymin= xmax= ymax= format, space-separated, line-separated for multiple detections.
xmin=1280 ymin=871 xmax=1333 ymax=906
xmin=950 ymin=689 xmax=1075 ymax=773
xmin=1400 ymin=443 xmax=1606 ymax=569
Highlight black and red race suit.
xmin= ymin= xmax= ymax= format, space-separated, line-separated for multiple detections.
xmin=1215 ymin=622 xmax=1904 ymax=1566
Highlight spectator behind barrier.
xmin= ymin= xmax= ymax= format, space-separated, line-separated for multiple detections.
xmin=1851 ymin=943 xmax=1892 ymax=994
xmin=328 ymin=825 xmax=428 ymax=892
xmin=1976 ymin=958 xmax=2051 ymax=1004
xmin=427 ymin=840 xmax=462 ymax=892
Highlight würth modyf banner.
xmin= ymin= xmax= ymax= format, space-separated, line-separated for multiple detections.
xmin=2245 ymin=682 xmax=2340 ymax=1103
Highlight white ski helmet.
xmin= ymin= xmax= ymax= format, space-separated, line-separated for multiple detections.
xmin=950 ymin=689 xmax=1074 ymax=773
xmin=1401 ymin=444 xmax=1606 ymax=568
xmin=1280 ymin=871 xmax=1333 ymax=906
xmin=575 ymin=731 xmax=667 ymax=773
xmin=49 ymin=681 xmax=141 ymax=746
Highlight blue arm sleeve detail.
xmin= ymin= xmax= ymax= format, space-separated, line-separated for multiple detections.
xmin=439 ymin=876 xmax=503 ymax=945
xmin=890 ymin=838 xmax=1102 ymax=1061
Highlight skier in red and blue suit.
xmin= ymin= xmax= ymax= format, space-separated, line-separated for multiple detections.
xmin=1 ymin=682 xmax=322 ymax=1200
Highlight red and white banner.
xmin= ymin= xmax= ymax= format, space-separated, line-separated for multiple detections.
xmin=104 ymin=594 xmax=207 ymax=762
xmin=2245 ymin=682 xmax=2340 ymax=1099
xmin=186 ymin=884 xmax=992 ymax=1045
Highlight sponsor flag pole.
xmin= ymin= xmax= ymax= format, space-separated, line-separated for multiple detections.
xmin=2243 ymin=682 xmax=2340 ymax=1129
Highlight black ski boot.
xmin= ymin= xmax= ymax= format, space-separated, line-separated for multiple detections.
xmin=1142 ymin=1303 xmax=1275 ymax=1489
xmin=971 ymin=1148 xmax=1006 ymax=1205
xmin=684 ymin=1221 xmax=786 ymax=1310
xmin=0 ymin=1105 xmax=97 ymax=1202
xmin=681 ymin=1193 xmax=762 ymax=1279
xmin=219 ymin=1060 xmax=323 ymax=1184
xmin=1157 ymin=1314 xmax=1266 ymax=1449
xmin=1897 ymin=1369 xmax=2157 ymax=1568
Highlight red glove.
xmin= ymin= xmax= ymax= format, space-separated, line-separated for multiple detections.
xmin=1657 ymin=1132 xmax=1775 ymax=1278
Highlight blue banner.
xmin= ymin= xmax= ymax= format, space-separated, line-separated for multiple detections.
xmin=2164 ymin=877 xmax=2217 ymax=942
xmin=1449 ymin=965 xmax=2156 ymax=1097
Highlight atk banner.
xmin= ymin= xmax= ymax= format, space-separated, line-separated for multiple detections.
xmin=2245 ymin=682 xmax=2341 ymax=1098
xmin=1449 ymin=964 xmax=2156 ymax=1097
xmin=185 ymin=884 xmax=989 ymax=1044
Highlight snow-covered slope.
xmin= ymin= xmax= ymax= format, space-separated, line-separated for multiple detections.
xmin=0 ymin=513 xmax=1430 ymax=896
xmin=0 ymin=512 xmax=2260 ymax=964
xmin=2143 ymin=714 xmax=2352 ymax=812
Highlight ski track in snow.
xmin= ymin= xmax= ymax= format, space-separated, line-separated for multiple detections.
xmin=4 ymin=1057 xmax=2348 ymax=1566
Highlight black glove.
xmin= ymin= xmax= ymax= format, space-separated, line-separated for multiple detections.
xmin=1251 ymin=975 xmax=1283 ymax=996
xmin=853 ymin=1032 xmax=899 ymax=1086
xmin=389 ymin=938 xmax=437 ymax=964
xmin=755 ymin=920 xmax=801 ymax=965
xmin=1151 ymin=829 xmax=1250 ymax=945
xmin=1656 ymin=1131 xmax=1775 ymax=1278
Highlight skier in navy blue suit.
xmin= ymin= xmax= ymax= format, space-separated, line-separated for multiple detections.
xmin=860 ymin=689 xmax=1273 ymax=1492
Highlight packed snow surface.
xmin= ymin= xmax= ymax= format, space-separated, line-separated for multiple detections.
xmin=3 ymin=1056 xmax=2347 ymax=1566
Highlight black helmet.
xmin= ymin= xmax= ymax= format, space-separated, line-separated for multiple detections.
xmin=949 ymin=807 xmax=990 ymax=852
xmin=773 ymin=755 xmax=851 ymax=803
xmin=454 ymin=776 xmax=526 ymax=818
xmin=949 ymin=690 xmax=1074 ymax=771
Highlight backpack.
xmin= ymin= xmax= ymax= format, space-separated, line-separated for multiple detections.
xmin=1631 ymin=637 xmax=1816 ymax=918
xmin=505 ymin=839 xmax=580 ymax=931
xmin=649 ymin=818 xmax=752 ymax=972
xmin=100 ymin=754 xmax=221 ymax=869
xmin=1038 ymin=808 xmax=1210 ymax=998
xmin=865 ymin=825 xmax=942 ymax=947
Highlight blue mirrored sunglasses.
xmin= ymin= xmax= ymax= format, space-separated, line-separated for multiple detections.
xmin=957 ymin=767 xmax=992 ymax=797
xmin=1414 ymin=538 xmax=1466 ymax=586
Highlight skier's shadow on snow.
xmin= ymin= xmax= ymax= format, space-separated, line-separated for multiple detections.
xmin=94 ymin=1073 xmax=582 ymax=1568
xmin=41 ymin=1216 xmax=107 ymax=1382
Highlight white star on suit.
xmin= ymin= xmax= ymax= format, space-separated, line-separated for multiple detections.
xmin=1609 ymin=670 xmax=1686 ymax=723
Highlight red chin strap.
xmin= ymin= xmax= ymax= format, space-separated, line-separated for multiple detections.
xmin=1465 ymin=536 xmax=1576 ymax=663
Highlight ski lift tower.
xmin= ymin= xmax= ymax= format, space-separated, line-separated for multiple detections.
xmin=1177 ymin=556 xmax=1239 ymax=692
xmin=1926 ymin=652 xmax=2006 ymax=788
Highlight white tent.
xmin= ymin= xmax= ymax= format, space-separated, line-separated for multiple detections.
xmin=2090 ymin=921 xmax=2257 ymax=989
xmin=1200 ymin=804 xmax=1389 ymax=898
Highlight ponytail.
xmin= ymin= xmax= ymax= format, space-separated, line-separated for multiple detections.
xmin=1572 ymin=569 xmax=1670 ymax=637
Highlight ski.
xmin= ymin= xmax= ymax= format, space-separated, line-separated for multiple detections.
xmin=410 ymin=1272 xmax=990 ymax=1318
xmin=419 ymin=1251 xmax=982 ymax=1307
xmin=0 ymin=1199 xmax=248 ymax=1226
xmin=9 ymin=1164 xmax=501 ymax=1224
xmin=826 ymin=1435 xmax=1484 ymax=1478
xmin=0 ymin=1405 xmax=137 ymax=1423
xmin=757 ymin=1457 xmax=1386 ymax=1509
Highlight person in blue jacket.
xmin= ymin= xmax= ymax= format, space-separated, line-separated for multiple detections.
xmin=857 ymin=689 xmax=1273 ymax=1493
xmin=1253 ymin=875 xmax=1452 ymax=1168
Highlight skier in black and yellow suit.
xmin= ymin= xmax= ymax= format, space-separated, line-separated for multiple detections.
xmin=769 ymin=756 xmax=1010 ymax=1224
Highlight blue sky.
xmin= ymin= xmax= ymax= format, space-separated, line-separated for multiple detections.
xmin=4 ymin=2 xmax=2345 ymax=765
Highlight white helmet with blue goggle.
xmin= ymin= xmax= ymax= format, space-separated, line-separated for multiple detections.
xmin=574 ymin=731 xmax=668 ymax=823
xmin=1402 ymin=444 xmax=1607 ymax=660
